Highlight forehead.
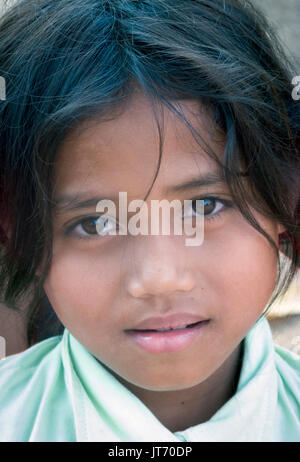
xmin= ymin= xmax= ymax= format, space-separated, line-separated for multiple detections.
xmin=53 ymin=93 xmax=226 ymax=196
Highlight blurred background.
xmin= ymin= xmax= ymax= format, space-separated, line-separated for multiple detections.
xmin=252 ymin=0 xmax=300 ymax=70
xmin=0 ymin=0 xmax=299 ymax=358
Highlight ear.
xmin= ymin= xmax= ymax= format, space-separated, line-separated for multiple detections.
xmin=277 ymin=222 xmax=289 ymax=247
xmin=277 ymin=223 xmax=287 ymax=235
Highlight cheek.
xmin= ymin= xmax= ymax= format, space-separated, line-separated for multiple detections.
xmin=43 ymin=247 xmax=117 ymax=327
xmin=187 ymin=221 xmax=279 ymax=369
xmin=205 ymin=221 xmax=278 ymax=324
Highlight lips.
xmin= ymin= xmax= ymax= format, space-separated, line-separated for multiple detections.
xmin=125 ymin=316 xmax=210 ymax=354
xmin=127 ymin=312 xmax=209 ymax=332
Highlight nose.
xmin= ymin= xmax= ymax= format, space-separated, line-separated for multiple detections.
xmin=125 ymin=235 xmax=195 ymax=298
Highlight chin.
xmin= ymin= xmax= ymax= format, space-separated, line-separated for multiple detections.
xmin=128 ymin=373 xmax=206 ymax=392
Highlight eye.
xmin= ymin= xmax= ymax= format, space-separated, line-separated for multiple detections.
xmin=185 ymin=196 xmax=233 ymax=222
xmin=63 ymin=197 xmax=233 ymax=240
xmin=64 ymin=215 xmax=118 ymax=239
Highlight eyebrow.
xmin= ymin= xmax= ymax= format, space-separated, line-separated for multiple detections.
xmin=53 ymin=171 xmax=228 ymax=213
xmin=168 ymin=171 xmax=226 ymax=193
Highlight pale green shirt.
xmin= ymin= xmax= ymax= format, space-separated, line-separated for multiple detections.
xmin=0 ymin=316 xmax=299 ymax=441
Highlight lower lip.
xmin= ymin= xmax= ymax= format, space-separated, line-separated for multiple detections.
xmin=125 ymin=321 xmax=210 ymax=354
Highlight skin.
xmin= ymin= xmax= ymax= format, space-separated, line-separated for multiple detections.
xmin=43 ymin=90 xmax=285 ymax=432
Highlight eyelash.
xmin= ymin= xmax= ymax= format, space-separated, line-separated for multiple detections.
xmin=63 ymin=196 xmax=233 ymax=240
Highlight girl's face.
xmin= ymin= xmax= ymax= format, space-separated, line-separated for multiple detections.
xmin=44 ymin=92 xmax=284 ymax=391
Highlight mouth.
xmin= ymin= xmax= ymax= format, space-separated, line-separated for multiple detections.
xmin=125 ymin=320 xmax=210 ymax=354
xmin=132 ymin=320 xmax=204 ymax=333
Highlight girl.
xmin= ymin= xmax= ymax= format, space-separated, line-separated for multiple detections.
xmin=0 ymin=0 xmax=299 ymax=442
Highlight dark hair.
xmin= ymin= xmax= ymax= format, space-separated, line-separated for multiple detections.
xmin=0 ymin=0 xmax=299 ymax=347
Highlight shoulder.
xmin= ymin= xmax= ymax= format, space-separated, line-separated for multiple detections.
xmin=273 ymin=343 xmax=300 ymax=440
xmin=0 ymin=335 xmax=70 ymax=441
xmin=0 ymin=335 xmax=63 ymax=380
xmin=274 ymin=343 xmax=300 ymax=392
